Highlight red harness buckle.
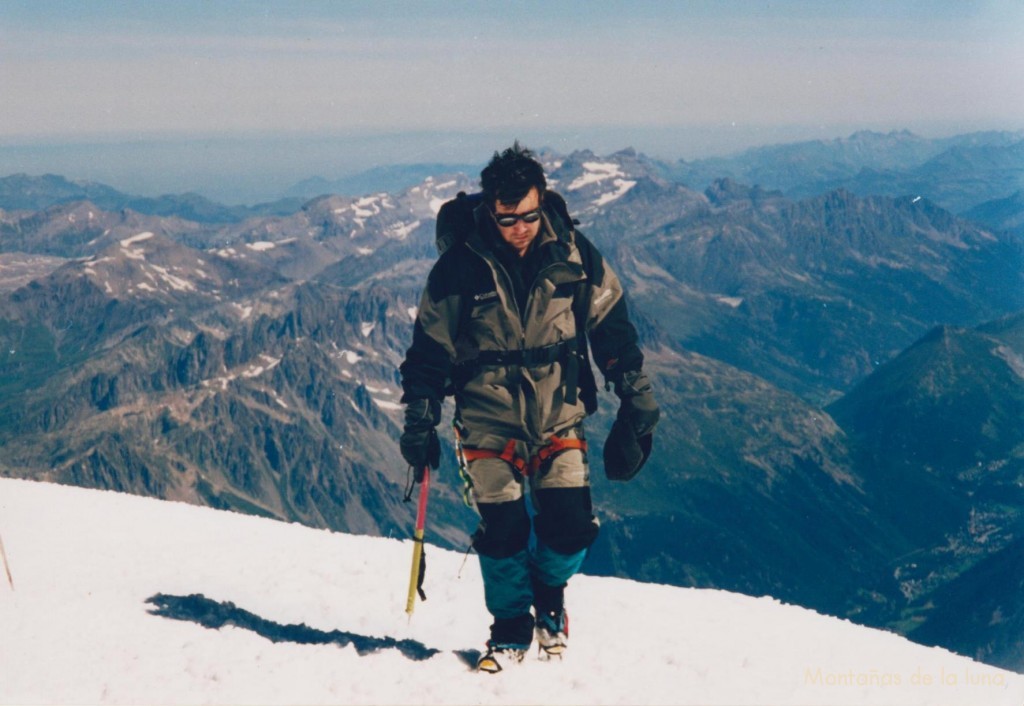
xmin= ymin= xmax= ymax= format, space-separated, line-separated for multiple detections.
xmin=462 ymin=439 xmax=529 ymax=476
xmin=528 ymin=435 xmax=587 ymax=475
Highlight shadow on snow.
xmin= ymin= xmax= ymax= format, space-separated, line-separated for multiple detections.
xmin=147 ymin=593 xmax=480 ymax=667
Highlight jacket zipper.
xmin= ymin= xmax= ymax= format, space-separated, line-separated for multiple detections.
xmin=466 ymin=240 xmax=527 ymax=348
xmin=465 ymin=223 xmax=578 ymax=350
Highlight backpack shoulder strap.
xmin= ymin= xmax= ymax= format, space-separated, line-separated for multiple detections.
xmin=547 ymin=191 xmax=597 ymax=414
xmin=572 ymin=277 xmax=599 ymax=415
xmin=436 ymin=191 xmax=485 ymax=256
xmin=542 ymin=190 xmax=579 ymax=244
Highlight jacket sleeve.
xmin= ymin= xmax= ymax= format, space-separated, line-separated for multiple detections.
xmin=399 ymin=257 xmax=463 ymax=402
xmin=576 ymin=233 xmax=645 ymax=384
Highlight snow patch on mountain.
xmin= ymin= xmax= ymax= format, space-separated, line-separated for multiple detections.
xmin=241 ymin=355 xmax=281 ymax=379
xmin=593 ymin=178 xmax=637 ymax=207
xmin=119 ymin=231 xmax=154 ymax=248
xmin=361 ymin=382 xmax=401 ymax=411
xmin=245 ymin=241 xmax=277 ymax=252
xmin=202 ymin=355 xmax=281 ymax=390
xmin=994 ymin=345 xmax=1024 ymax=379
xmin=149 ymin=263 xmax=197 ymax=292
xmin=385 ymin=219 xmax=421 ymax=240
xmin=232 ymin=302 xmax=254 ymax=320
xmin=408 ymin=176 xmax=467 ymax=215
xmin=429 ymin=197 xmax=447 ymax=214
xmin=352 ymin=194 xmax=394 ymax=218
xmin=120 ymin=243 xmax=148 ymax=261
xmin=566 ymin=161 xmax=637 ymax=208
xmin=330 ymin=194 xmax=398 ymax=233
xmin=79 ymin=237 xmax=215 ymax=299
xmin=569 ymin=161 xmax=623 ymax=190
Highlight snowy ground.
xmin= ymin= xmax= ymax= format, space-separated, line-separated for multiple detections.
xmin=0 ymin=477 xmax=1021 ymax=706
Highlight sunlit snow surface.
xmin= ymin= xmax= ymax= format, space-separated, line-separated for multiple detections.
xmin=0 ymin=478 xmax=1020 ymax=706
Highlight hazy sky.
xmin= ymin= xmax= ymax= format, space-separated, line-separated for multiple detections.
xmin=2 ymin=1 xmax=1022 ymax=202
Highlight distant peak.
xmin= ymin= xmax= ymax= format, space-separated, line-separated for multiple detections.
xmin=705 ymin=178 xmax=781 ymax=205
xmin=846 ymin=129 xmax=920 ymax=141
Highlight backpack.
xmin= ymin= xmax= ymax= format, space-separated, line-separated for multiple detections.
xmin=434 ymin=190 xmax=598 ymax=414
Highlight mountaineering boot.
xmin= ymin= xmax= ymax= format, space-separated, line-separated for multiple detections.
xmin=531 ymin=576 xmax=568 ymax=659
xmin=535 ymin=609 xmax=569 ymax=659
xmin=477 ymin=613 xmax=533 ymax=674
xmin=476 ymin=643 xmax=528 ymax=673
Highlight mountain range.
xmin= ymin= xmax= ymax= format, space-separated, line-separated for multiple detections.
xmin=0 ymin=129 xmax=1021 ymax=672
xmin=663 ymin=129 xmax=1024 ymax=215
xmin=0 ymin=172 xmax=305 ymax=224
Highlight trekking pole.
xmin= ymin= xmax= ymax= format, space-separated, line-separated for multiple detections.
xmin=0 ymin=528 xmax=13 ymax=590
xmin=405 ymin=465 xmax=430 ymax=618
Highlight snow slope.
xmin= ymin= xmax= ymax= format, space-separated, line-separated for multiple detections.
xmin=0 ymin=478 xmax=1020 ymax=706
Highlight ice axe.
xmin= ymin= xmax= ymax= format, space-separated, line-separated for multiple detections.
xmin=404 ymin=465 xmax=430 ymax=618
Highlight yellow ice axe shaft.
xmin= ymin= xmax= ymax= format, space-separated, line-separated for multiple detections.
xmin=405 ymin=466 xmax=430 ymax=616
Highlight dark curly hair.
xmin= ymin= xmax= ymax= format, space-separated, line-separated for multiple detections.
xmin=480 ymin=141 xmax=547 ymax=207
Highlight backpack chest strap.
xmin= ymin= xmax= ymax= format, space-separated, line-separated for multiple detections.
xmin=465 ymin=338 xmax=582 ymax=406
xmin=473 ymin=338 xmax=577 ymax=367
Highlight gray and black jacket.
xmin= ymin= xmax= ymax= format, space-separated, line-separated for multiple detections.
xmin=400 ymin=197 xmax=644 ymax=450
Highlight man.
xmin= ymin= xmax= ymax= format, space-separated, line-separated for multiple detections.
xmin=399 ymin=143 xmax=659 ymax=673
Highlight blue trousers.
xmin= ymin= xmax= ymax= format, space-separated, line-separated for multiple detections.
xmin=465 ymin=435 xmax=599 ymax=624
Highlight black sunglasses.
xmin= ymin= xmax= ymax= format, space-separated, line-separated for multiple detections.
xmin=493 ymin=207 xmax=542 ymax=228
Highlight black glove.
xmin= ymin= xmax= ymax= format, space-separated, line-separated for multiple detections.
xmin=614 ymin=370 xmax=660 ymax=438
xmin=400 ymin=398 xmax=441 ymax=480
xmin=605 ymin=370 xmax=659 ymax=482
